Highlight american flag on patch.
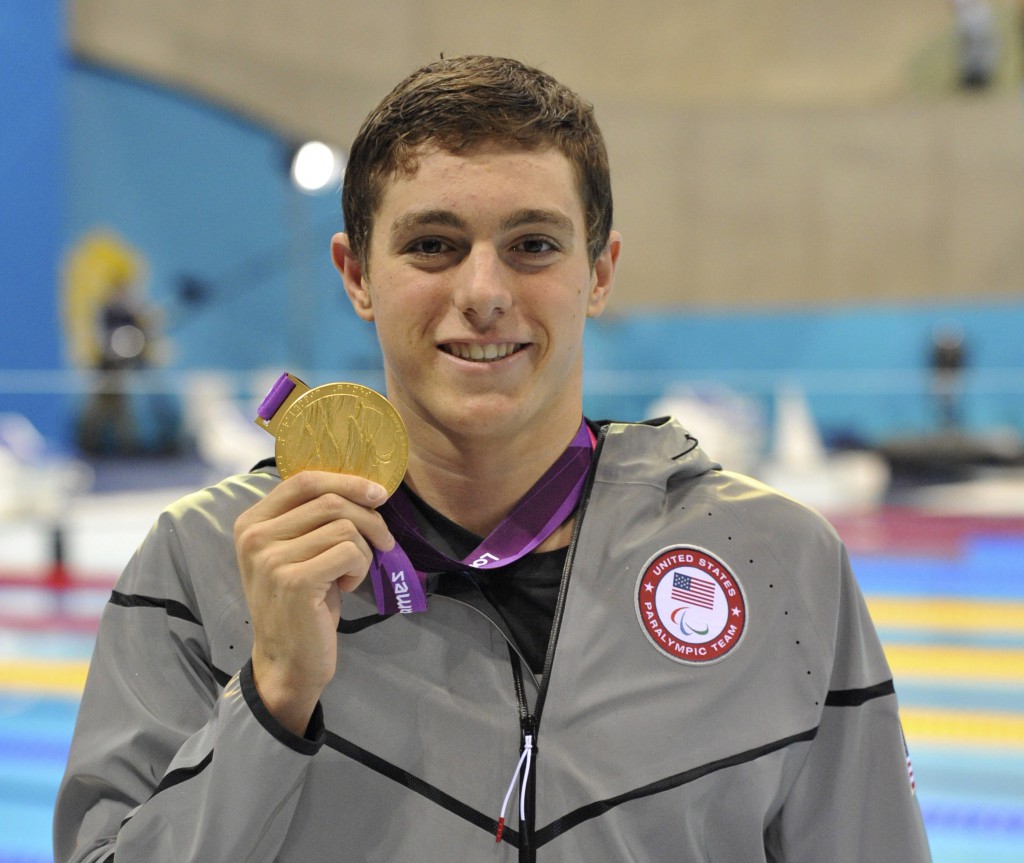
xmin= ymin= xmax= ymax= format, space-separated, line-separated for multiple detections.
xmin=671 ymin=572 xmax=716 ymax=609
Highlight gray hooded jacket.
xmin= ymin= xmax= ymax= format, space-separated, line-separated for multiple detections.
xmin=55 ymin=419 xmax=931 ymax=862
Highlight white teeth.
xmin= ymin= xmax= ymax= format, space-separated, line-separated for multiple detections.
xmin=446 ymin=343 xmax=518 ymax=362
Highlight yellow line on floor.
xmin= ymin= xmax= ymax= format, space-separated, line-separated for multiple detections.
xmin=883 ymin=644 xmax=1024 ymax=681
xmin=902 ymin=707 xmax=1024 ymax=748
xmin=866 ymin=596 xmax=1024 ymax=632
xmin=0 ymin=659 xmax=89 ymax=695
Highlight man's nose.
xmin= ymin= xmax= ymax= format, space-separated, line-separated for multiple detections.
xmin=453 ymin=245 xmax=512 ymax=325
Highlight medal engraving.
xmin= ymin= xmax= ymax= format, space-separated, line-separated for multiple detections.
xmin=257 ymin=375 xmax=408 ymax=492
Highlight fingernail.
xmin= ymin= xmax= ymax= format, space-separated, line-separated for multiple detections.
xmin=367 ymin=482 xmax=387 ymax=501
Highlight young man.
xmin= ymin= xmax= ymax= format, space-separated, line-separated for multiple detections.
xmin=55 ymin=56 xmax=931 ymax=862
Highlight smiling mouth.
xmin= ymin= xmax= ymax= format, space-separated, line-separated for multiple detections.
xmin=441 ymin=342 xmax=525 ymax=362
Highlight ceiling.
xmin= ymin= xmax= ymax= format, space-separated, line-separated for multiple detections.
xmin=69 ymin=0 xmax=954 ymax=148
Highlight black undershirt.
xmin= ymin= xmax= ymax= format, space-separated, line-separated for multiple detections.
xmin=403 ymin=488 xmax=568 ymax=675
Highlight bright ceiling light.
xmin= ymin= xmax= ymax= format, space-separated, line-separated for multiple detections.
xmin=289 ymin=141 xmax=345 ymax=193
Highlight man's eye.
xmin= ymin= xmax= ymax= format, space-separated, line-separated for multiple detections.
xmin=407 ymin=238 xmax=449 ymax=255
xmin=514 ymin=237 xmax=557 ymax=255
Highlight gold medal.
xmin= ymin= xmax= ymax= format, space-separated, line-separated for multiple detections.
xmin=255 ymin=374 xmax=408 ymax=492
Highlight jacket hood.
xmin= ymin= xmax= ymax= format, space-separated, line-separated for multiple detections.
xmin=594 ymin=417 xmax=721 ymax=490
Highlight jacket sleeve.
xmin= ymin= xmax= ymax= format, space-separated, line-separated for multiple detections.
xmin=53 ymin=488 xmax=321 ymax=863
xmin=766 ymin=545 xmax=932 ymax=862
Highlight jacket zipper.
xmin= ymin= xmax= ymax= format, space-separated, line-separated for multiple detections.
xmin=495 ymin=677 xmax=535 ymax=857
xmin=498 ymin=423 xmax=608 ymax=860
xmin=535 ymin=422 xmax=607 ymax=715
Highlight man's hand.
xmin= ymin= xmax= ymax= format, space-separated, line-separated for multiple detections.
xmin=234 ymin=471 xmax=394 ymax=736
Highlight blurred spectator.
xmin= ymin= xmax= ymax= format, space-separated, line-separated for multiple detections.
xmin=930 ymin=325 xmax=967 ymax=429
xmin=76 ymin=274 xmax=155 ymax=454
xmin=950 ymin=0 xmax=1000 ymax=89
xmin=62 ymin=230 xmax=182 ymax=456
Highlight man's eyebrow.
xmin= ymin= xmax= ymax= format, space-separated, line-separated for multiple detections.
xmin=387 ymin=207 xmax=577 ymax=241
xmin=501 ymin=209 xmax=575 ymax=235
xmin=389 ymin=209 xmax=467 ymax=239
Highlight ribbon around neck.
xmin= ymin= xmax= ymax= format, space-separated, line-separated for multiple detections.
xmin=368 ymin=421 xmax=596 ymax=615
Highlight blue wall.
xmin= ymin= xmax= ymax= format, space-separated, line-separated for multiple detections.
xmin=0 ymin=0 xmax=65 ymax=442
xmin=585 ymin=301 xmax=1024 ymax=444
xmin=59 ymin=64 xmax=384 ymax=452
xmin=66 ymin=65 xmax=382 ymax=374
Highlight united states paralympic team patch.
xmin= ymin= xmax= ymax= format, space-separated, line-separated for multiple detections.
xmin=635 ymin=546 xmax=747 ymax=664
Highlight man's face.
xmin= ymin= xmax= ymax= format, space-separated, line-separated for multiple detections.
xmin=335 ymin=143 xmax=619 ymax=444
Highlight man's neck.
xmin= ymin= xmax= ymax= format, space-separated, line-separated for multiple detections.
xmin=402 ymin=417 xmax=585 ymax=539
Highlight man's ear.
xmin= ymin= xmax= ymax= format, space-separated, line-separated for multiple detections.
xmin=586 ymin=230 xmax=621 ymax=318
xmin=331 ymin=232 xmax=374 ymax=321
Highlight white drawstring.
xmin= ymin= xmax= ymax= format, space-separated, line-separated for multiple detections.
xmin=495 ymin=733 xmax=533 ymax=843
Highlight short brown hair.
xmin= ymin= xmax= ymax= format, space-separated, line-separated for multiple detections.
xmin=342 ymin=55 xmax=613 ymax=269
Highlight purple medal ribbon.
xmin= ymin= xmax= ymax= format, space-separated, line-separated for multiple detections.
xmin=369 ymin=420 xmax=596 ymax=615
xmin=256 ymin=373 xmax=297 ymax=421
